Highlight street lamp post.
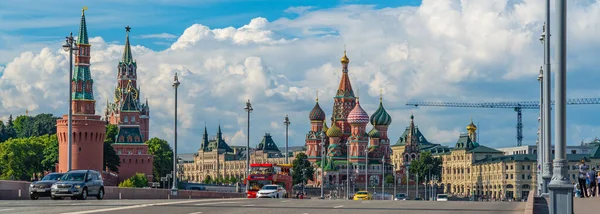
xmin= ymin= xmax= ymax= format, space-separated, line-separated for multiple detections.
xmin=244 ymin=100 xmax=253 ymax=193
xmin=548 ymin=0 xmax=573 ymax=213
xmin=382 ymin=156 xmax=385 ymax=198
xmin=541 ymin=0 xmax=553 ymax=196
xmin=537 ymin=65 xmax=544 ymax=196
xmin=319 ymin=132 xmax=326 ymax=199
xmin=283 ymin=115 xmax=290 ymax=164
xmin=171 ymin=73 xmax=180 ymax=196
xmin=62 ymin=32 xmax=78 ymax=172
xmin=406 ymin=164 xmax=410 ymax=198
xmin=364 ymin=149 xmax=369 ymax=191
xmin=416 ymin=172 xmax=419 ymax=198
xmin=346 ymin=141 xmax=350 ymax=200
xmin=393 ymin=164 xmax=397 ymax=200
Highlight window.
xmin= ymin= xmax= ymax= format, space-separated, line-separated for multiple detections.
xmin=138 ymin=149 xmax=142 ymax=154
xmin=117 ymin=150 xmax=122 ymax=155
xmin=522 ymin=174 xmax=525 ymax=179
xmin=571 ymin=150 xmax=576 ymax=154
xmin=521 ymin=165 xmax=525 ymax=170
xmin=128 ymin=150 xmax=132 ymax=154
xmin=132 ymin=117 xmax=136 ymax=122
xmin=510 ymin=165 xmax=513 ymax=170
xmin=510 ymin=174 xmax=513 ymax=179
xmin=124 ymin=116 xmax=128 ymax=123
xmin=527 ymin=165 xmax=531 ymax=170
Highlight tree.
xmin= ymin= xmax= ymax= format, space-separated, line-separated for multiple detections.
xmin=0 ymin=120 xmax=7 ymax=143
xmin=103 ymin=142 xmax=120 ymax=172
xmin=145 ymin=137 xmax=173 ymax=180
xmin=203 ymin=175 xmax=212 ymax=184
xmin=104 ymin=124 xmax=119 ymax=144
xmin=32 ymin=114 xmax=60 ymax=137
xmin=408 ymin=151 xmax=443 ymax=183
xmin=13 ymin=115 xmax=34 ymax=138
xmin=385 ymin=174 xmax=395 ymax=184
xmin=118 ymin=179 xmax=135 ymax=188
xmin=291 ymin=153 xmax=314 ymax=185
xmin=229 ymin=176 xmax=238 ymax=184
xmin=41 ymin=134 xmax=59 ymax=172
xmin=4 ymin=115 xmax=16 ymax=140
xmin=0 ymin=136 xmax=46 ymax=180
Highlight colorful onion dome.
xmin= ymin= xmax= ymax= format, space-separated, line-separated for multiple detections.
xmin=368 ymin=126 xmax=380 ymax=138
xmin=370 ymin=98 xmax=392 ymax=126
xmin=347 ymin=99 xmax=369 ymax=124
xmin=326 ymin=121 xmax=343 ymax=137
xmin=309 ymin=101 xmax=326 ymax=121
xmin=466 ymin=118 xmax=477 ymax=131
xmin=341 ymin=50 xmax=350 ymax=64
xmin=322 ymin=121 xmax=329 ymax=133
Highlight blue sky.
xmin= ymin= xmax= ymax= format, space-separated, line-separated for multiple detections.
xmin=2 ymin=0 xmax=600 ymax=154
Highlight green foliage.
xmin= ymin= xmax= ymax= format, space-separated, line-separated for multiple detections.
xmin=118 ymin=173 xmax=149 ymax=188
xmin=118 ymin=179 xmax=135 ymax=188
xmin=292 ymin=153 xmax=314 ymax=185
xmin=408 ymin=151 xmax=443 ymax=183
xmin=104 ymin=124 xmax=119 ymax=144
xmin=229 ymin=176 xmax=238 ymax=184
xmin=0 ymin=115 xmax=17 ymax=142
xmin=41 ymin=135 xmax=59 ymax=172
xmin=203 ymin=175 xmax=212 ymax=184
xmin=103 ymin=142 xmax=120 ymax=173
xmin=385 ymin=174 xmax=395 ymax=184
xmin=12 ymin=114 xmax=59 ymax=139
xmin=145 ymin=137 xmax=173 ymax=180
xmin=0 ymin=135 xmax=52 ymax=180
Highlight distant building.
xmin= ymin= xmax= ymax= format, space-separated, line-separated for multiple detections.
xmin=181 ymin=126 xmax=300 ymax=182
xmin=104 ymin=26 xmax=153 ymax=183
xmin=496 ymin=144 xmax=594 ymax=156
xmin=56 ymin=9 xmax=106 ymax=173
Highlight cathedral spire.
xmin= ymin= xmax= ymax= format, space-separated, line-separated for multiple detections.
xmin=122 ymin=25 xmax=134 ymax=64
xmin=335 ymin=49 xmax=355 ymax=98
xmin=77 ymin=7 xmax=89 ymax=45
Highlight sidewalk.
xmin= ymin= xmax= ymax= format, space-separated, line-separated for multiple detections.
xmin=574 ymin=197 xmax=600 ymax=213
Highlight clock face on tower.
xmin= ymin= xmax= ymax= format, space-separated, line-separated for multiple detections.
xmin=114 ymin=87 xmax=121 ymax=102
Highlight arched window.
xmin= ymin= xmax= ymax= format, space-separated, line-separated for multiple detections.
xmin=124 ymin=116 xmax=128 ymax=123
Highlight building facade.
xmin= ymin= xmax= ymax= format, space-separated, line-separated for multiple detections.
xmin=305 ymin=51 xmax=393 ymax=188
xmin=497 ymin=144 xmax=594 ymax=156
xmin=181 ymin=127 xmax=298 ymax=183
xmin=56 ymin=9 xmax=106 ymax=173
xmin=104 ymin=26 xmax=153 ymax=183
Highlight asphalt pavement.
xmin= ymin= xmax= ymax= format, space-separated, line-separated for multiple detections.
xmin=0 ymin=198 xmax=526 ymax=214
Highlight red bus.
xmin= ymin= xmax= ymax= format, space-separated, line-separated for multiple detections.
xmin=244 ymin=163 xmax=293 ymax=198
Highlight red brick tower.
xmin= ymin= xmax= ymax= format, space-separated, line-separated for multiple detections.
xmin=332 ymin=50 xmax=356 ymax=159
xmin=104 ymin=26 xmax=154 ymax=183
xmin=57 ymin=9 xmax=106 ymax=173
xmin=305 ymin=96 xmax=326 ymax=163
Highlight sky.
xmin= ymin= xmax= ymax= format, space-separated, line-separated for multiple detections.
xmin=1 ymin=0 xmax=600 ymax=154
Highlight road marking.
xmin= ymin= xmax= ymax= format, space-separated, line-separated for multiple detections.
xmin=281 ymin=200 xmax=290 ymax=202
xmin=333 ymin=205 xmax=344 ymax=208
xmin=60 ymin=198 xmax=244 ymax=214
xmin=242 ymin=204 xmax=255 ymax=207
xmin=0 ymin=209 xmax=15 ymax=212
xmin=195 ymin=201 xmax=239 ymax=206
xmin=189 ymin=212 xmax=203 ymax=214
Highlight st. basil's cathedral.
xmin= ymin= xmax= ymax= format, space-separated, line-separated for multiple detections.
xmin=305 ymin=51 xmax=393 ymax=188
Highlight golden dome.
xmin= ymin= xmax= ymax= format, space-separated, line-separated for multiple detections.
xmin=341 ymin=50 xmax=349 ymax=64
xmin=466 ymin=118 xmax=477 ymax=131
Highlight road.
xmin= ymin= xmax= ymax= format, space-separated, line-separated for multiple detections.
xmin=0 ymin=198 xmax=526 ymax=214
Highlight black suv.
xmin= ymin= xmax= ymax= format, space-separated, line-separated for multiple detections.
xmin=29 ymin=172 xmax=64 ymax=200
xmin=51 ymin=170 xmax=104 ymax=200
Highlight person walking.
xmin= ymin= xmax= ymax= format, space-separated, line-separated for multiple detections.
xmin=589 ymin=167 xmax=597 ymax=197
xmin=596 ymin=171 xmax=600 ymax=197
xmin=578 ymin=159 xmax=590 ymax=198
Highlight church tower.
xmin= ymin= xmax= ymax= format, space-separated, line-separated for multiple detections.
xmin=370 ymin=93 xmax=392 ymax=163
xmin=331 ymin=50 xmax=356 ymax=160
xmin=305 ymin=96 xmax=327 ymax=163
xmin=105 ymin=26 xmax=154 ymax=183
xmin=57 ymin=8 xmax=106 ymax=173
xmin=402 ymin=114 xmax=420 ymax=166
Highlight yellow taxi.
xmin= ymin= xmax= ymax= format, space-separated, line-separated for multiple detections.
xmin=353 ymin=191 xmax=372 ymax=200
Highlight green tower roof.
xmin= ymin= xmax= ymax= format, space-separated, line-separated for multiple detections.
xmin=77 ymin=9 xmax=89 ymax=45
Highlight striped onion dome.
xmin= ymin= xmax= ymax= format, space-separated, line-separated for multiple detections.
xmin=370 ymin=98 xmax=392 ymax=126
xmin=368 ymin=126 xmax=380 ymax=138
xmin=309 ymin=101 xmax=326 ymax=121
xmin=326 ymin=121 xmax=343 ymax=137
xmin=347 ymin=99 xmax=369 ymax=124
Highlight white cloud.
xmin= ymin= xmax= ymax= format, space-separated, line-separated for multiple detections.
xmin=138 ymin=33 xmax=178 ymax=39
xmin=3 ymin=0 xmax=600 ymax=153
xmin=284 ymin=6 xmax=314 ymax=15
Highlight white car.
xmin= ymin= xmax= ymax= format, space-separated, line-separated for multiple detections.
xmin=436 ymin=194 xmax=448 ymax=201
xmin=256 ymin=184 xmax=286 ymax=198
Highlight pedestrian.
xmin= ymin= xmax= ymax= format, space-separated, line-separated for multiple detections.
xmin=597 ymin=171 xmax=600 ymax=198
xmin=578 ymin=159 xmax=590 ymax=198
xmin=589 ymin=167 xmax=597 ymax=197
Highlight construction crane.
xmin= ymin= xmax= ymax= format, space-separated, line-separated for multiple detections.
xmin=406 ymin=98 xmax=600 ymax=146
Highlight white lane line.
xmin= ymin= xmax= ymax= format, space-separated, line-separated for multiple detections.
xmin=241 ymin=204 xmax=255 ymax=207
xmin=195 ymin=202 xmax=239 ymax=206
xmin=0 ymin=209 xmax=15 ymax=212
xmin=60 ymin=198 xmax=245 ymax=214
xmin=333 ymin=205 xmax=344 ymax=208
xmin=281 ymin=200 xmax=290 ymax=203
xmin=189 ymin=212 xmax=203 ymax=214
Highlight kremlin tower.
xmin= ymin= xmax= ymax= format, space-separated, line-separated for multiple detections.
xmin=56 ymin=9 xmax=106 ymax=173
xmin=105 ymin=26 xmax=153 ymax=182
